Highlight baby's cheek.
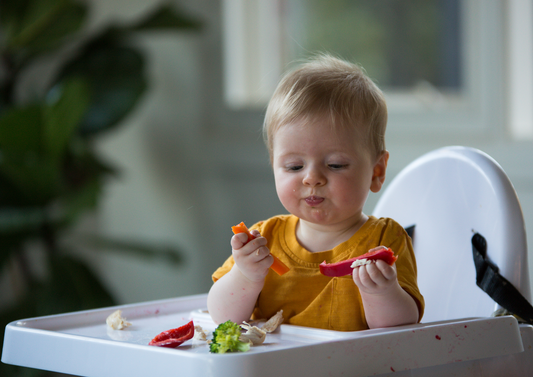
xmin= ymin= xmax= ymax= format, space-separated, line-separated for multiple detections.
xmin=275 ymin=180 xmax=297 ymax=210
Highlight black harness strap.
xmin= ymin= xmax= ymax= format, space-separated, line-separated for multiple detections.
xmin=404 ymin=225 xmax=415 ymax=239
xmin=472 ymin=233 xmax=533 ymax=324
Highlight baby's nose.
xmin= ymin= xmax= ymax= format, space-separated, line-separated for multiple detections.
xmin=303 ymin=167 xmax=326 ymax=186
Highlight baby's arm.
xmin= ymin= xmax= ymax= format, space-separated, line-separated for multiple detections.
xmin=353 ymin=260 xmax=419 ymax=328
xmin=207 ymin=230 xmax=273 ymax=324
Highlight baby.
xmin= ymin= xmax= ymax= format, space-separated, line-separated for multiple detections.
xmin=208 ymin=54 xmax=424 ymax=331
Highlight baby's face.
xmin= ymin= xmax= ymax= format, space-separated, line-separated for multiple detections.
xmin=272 ymin=118 xmax=383 ymax=229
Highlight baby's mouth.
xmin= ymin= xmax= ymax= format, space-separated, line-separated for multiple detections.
xmin=305 ymin=196 xmax=324 ymax=206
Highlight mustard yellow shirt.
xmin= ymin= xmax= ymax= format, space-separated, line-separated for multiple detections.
xmin=212 ymin=215 xmax=424 ymax=331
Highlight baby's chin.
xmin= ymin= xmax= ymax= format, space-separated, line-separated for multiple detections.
xmin=300 ymin=211 xmax=367 ymax=229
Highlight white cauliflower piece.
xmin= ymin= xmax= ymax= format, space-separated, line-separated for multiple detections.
xmin=106 ymin=310 xmax=131 ymax=330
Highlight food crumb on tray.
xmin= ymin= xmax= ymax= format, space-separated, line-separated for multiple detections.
xmin=106 ymin=310 xmax=131 ymax=330
xmin=194 ymin=325 xmax=208 ymax=341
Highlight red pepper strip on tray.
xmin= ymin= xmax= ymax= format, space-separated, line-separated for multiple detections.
xmin=231 ymin=222 xmax=290 ymax=276
xmin=319 ymin=247 xmax=397 ymax=277
xmin=148 ymin=320 xmax=194 ymax=348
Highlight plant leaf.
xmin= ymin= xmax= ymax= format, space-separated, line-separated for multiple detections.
xmin=0 ymin=103 xmax=42 ymax=155
xmin=55 ymin=43 xmax=147 ymax=135
xmin=0 ymin=158 xmax=61 ymax=204
xmin=78 ymin=234 xmax=184 ymax=265
xmin=0 ymin=207 xmax=47 ymax=274
xmin=3 ymin=0 xmax=87 ymax=54
xmin=43 ymin=77 xmax=90 ymax=160
xmin=0 ymin=234 xmax=23 ymax=275
xmin=0 ymin=174 xmax=29 ymax=207
xmin=0 ymin=104 xmax=62 ymax=202
xmin=0 ymin=207 xmax=45 ymax=234
xmin=0 ymin=0 xmax=31 ymax=47
xmin=128 ymin=4 xmax=202 ymax=32
xmin=41 ymin=253 xmax=116 ymax=313
xmin=59 ymin=177 xmax=102 ymax=226
xmin=63 ymin=141 xmax=119 ymax=190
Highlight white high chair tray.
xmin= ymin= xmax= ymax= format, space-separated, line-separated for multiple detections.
xmin=2 ymin=293 xmax=529 ymax=377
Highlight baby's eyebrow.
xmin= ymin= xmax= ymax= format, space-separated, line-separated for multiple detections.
xmin=326 ymin=152 xmax=352 ymax=159
xmin=275 ymin=152 xmax=303 ymax=160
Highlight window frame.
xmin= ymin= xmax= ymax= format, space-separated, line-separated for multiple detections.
xmin=506 ymin=0 xmax=533 ymax=139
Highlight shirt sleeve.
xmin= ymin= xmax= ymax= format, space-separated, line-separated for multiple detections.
xmin=381 ymin=220 xmax=425 ymax=322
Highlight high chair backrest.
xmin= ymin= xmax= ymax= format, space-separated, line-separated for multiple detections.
xmin=373 ymin=146 xmax=530 ymax=323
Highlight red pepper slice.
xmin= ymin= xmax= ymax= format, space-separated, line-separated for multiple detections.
xmin=148 ymin=320 xmax=194 ymax=348
xmin=319 ymin=247 xmax=397 ymax=277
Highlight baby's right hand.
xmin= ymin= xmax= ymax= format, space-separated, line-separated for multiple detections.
xmin=231 ymin=230 xmax=273 ymax=282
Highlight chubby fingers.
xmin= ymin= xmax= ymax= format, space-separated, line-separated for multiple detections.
xmin=231 ymin=234 xmax=272 ymax=282
xmin=231 ymin=233 xmax=250 ymax=249
xmin=250 ymin=244 xmax=272 ymax=262
xmin=249 ymin=229 xmax=261 ymax=238
xmin=231 ymin=233 xmax=270 ymax=259
xmin=353 ymin=260 xmax=396 ymax=289
xmin=374 ymin=259 xmax=397 ymax=280
xmin=231 ymin=232 xmax=263 ymax=248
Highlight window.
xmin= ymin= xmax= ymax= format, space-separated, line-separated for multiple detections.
xmin=285 ymin=0 xmax=461 ymax=91
xmin=222 ymin=0 xmax=533 ymax=139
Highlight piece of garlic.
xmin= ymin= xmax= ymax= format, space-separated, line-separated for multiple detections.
xmin=106 ymin=310 xmax=131 ymax=330
xmin=261 ymin=309 xmax=284 ymax=333
xmin=240 ymin=322 xmax=266 ymax=345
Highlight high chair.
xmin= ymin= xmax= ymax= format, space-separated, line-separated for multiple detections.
xmin=372 ymin=145 xmax=533 ymax=375
xmin=373 ymin=145 xmax=531 ymax=323
xmin=2 ymin=146 xmax=532 ymax=376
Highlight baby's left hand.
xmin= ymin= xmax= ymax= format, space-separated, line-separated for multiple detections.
xmin=352 ymin=260 xmax=398 ymax=295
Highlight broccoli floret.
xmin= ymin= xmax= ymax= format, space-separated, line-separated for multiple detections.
xmin=209 ymin=320 xmax=251 ymax=354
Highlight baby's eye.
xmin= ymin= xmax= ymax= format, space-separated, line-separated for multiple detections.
xmin=287 ymin=165 xmax=303 ymax=171
xmin=328 ymin=164 xmax=348 ymax=170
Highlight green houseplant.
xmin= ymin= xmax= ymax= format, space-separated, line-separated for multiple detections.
xmin=0 ymin=1 xmax=200 ymax=375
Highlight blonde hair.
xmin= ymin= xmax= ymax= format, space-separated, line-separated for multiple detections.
xmin=263 ymin=54 xmax=387 ymax=161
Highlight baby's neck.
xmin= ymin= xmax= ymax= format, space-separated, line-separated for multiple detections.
xmin=296 ymin=215 xmax=369 ymax=252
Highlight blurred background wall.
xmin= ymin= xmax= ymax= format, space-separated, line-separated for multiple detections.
xmin=48 ymin=0 xmax=533 ymax=304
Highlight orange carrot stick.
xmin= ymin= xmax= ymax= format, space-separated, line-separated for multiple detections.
xmin=231 ymin=222 xmax=290 ymax=276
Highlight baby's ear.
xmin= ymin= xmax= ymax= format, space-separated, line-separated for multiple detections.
xmin=370 ymin=151 xmax=389 ymax=193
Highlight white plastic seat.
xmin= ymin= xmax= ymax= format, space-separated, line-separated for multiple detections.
xmin=373 ymin=146 xmax=531 ymax=323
